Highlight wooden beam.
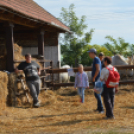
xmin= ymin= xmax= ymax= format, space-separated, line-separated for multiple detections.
xmin=0 ymin=12 xmax=37 ymax=28
xmin=47 ymin=65 xmax=134 ymax=74
xmin=5 ymin=22 xmax=14 ymax=72
xmin=49 ymin=80 xmax=134 ymax=87
xmin=38 ymin=29 xmax=45 ymax=57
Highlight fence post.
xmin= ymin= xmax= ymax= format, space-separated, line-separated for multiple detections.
xmin=57 ymin=61 xmax=60 ymax=83
xmin=50 ymin=61 xmax=54 ymax=90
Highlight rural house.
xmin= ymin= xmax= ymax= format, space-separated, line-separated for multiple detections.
xmin=0 ymin=0 xmax=70 ymax=72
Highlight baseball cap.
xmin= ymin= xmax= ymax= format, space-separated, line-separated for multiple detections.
xmin=87 ymin=48 xmax=96 ymax=53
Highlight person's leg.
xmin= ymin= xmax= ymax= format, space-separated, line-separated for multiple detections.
xmin=26 ymin=81 xmax=38 ymax=104
xmin=81 ymin=88 xmax=85 ymax=103
xmin=103 ymin=85 xmax=114 ymax=118
xmin=94 ymin=92 xmax=103 ymax=112
xmin=77 ymin=88 xmax=82 ymax=96
xmin=109 ymin=88 xmax=115 ymax=117
xmin=77 ymin=88 xmax=82 ymax=102
xmin=35 ymin=79 xmax=41 ymax=96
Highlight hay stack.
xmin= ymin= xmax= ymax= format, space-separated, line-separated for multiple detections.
xmin=13 ymin=43 xmax=42 ymax=68
xmin=0 ymin=71 xmax=8 ymax=109
xmin=0 ymin=43 xmax=43 ymax=70
xmin=7 ymin=72 xmax=32 ymax=107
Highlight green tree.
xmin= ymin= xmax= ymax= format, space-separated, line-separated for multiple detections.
xmin=104 ymin=36 xmax=129 ymax=56
xmin=81 ymin=44 xmax=113 ymax=66
xmin=59 ymin=4 xmax=94 ymax=67
xmin=126 ymin=44 xmax=134 ymax=57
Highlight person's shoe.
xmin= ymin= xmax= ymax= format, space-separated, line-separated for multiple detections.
xmin=99 ymin=110 xmax=104 ymax=114
xmin=80 ymin=98 xmax=82 ymax=103
xmin=105 ymin=116 xmax=115 ymax=120
xmin=33 ymin=102 xmax=40 ymax=108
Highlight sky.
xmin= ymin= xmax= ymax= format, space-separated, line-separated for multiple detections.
xmin=34 ymin=0 xmax=134 ymax=45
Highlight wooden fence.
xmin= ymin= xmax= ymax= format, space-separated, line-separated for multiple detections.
xmin=46 ymin=65 xmax=134 ymax=88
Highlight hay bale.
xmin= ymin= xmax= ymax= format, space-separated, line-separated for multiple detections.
xmin=7 ymin=72 xmax=18 ymax=106
xmin=0 ymin=43 xmax=43 ymax=70
xmin=0 ymin=71 xmax=8 ymax=109
xmin=7 ymin=72 xmax=32 ymax=107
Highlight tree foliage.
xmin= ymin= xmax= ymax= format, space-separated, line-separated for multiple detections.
xmin=59 ymin=4 xmax=94 ymax=67
xmin=104 ymin=36 xmax=129 ymax=55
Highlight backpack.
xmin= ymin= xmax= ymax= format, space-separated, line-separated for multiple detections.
xmin=105 ymin=67 xmax=120 ymax=88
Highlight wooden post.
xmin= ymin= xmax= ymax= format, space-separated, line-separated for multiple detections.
xmin=38 ymin=29 xmax=45 ymax=58
xmin=5 ymin=23 xmax=14 ymax=72
xmin=50 ymin=61 xmax=54 ymax=90
xmin=38 ymin=29 xmax=45 ymax=87
xmin=57 ymin=61 xmax=60 ymax=83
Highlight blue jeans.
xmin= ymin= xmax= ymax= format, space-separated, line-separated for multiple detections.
xmin=93 ymin=82 xmax=103 ymax=111
xmin=78 ymin=88 xmax=85 ymax=103
xmin=94 ymin=92 xmax=103 ymax=111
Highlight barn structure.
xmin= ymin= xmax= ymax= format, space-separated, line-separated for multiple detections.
xmin=0 ymin=0 xmax=70 ymax=74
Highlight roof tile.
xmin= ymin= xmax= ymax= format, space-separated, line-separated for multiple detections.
xmin=0 ymin=0 xmax=69 ymax=31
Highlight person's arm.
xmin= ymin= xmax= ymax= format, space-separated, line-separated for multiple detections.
xmin=115 ymin=88 xmax=118 ymax=93
xmin=15 ymin=63 xmax=23 ymax=74
xmin=74 ymin=73 xmax=78 ymax=89
xmin=37 ymin=68 xmax=41 ymax=76
xmin=100 ymin=69 xmax=106 ymax=82
xmin=85 ymin=74 xmax=89 ymax=88
xmin=93 ymin=64 xmax=100 ymax=82
xmin=35 ymin=62 xmax=41 ymax=76
xmin=15 ymin=68 xmax=23 ymax=74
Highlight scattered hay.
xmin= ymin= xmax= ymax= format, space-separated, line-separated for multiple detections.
xmin=39 ymin=90 xmax=58 ymax=106
xmin=0 ymin=86 xmax=134 ymax=133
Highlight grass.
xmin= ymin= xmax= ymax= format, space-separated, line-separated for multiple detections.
xmin=0 ymin=86 xmax=134 ymax=133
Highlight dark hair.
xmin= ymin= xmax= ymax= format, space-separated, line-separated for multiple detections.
xmin=104 ymin=57 xmax=112 ymax=64
xmin=99 ymin=52 xmax=104 ymax=57
xmin=25 ymin=53 xmax=31 ymax=58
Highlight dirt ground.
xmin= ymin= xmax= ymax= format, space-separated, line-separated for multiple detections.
xmin=0 ymin=86 xmax=134 ymax=134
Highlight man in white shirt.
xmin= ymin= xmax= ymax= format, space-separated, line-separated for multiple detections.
xmin=100 ymin=57 xmax=118 ymax=119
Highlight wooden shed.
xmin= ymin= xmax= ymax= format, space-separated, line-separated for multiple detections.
xmin=0 ymin=0 xmax=70 ymax=72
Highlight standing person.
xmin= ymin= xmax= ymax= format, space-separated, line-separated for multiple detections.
xmin=74 ymin=64 xmax=89 ymax=103
xmin=99 ymin=52 xmax=105 ymax=69
xmin=15 ymin=54 xmax=41 ymax=108
xmin=100 ymin=57 xmax=120 ymax=119
xmin=88 ymin=48 xmax=104 ymax=113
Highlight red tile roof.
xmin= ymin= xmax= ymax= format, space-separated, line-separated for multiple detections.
xmin=0 ymin=0 xmax=69 ymax=31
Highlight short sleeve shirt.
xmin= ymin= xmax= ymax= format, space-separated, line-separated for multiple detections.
xmin=17 ymin=61 xmax=40 ymax=81
xmin=100 ymin=65 xmax=118 ymax=83
xmin=92 ymin=57 xmax=101 ymax=81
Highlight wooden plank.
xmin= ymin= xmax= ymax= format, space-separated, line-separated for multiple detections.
xmin=5 ymin=23 xmax=14 ymax=72
xmin=49 ymin=80 xmax=134 ymax=87
xmin=47 ymin=65 xmax=134 ymax=74
xmin=14 ymin=59 xmax=51 ymax=63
